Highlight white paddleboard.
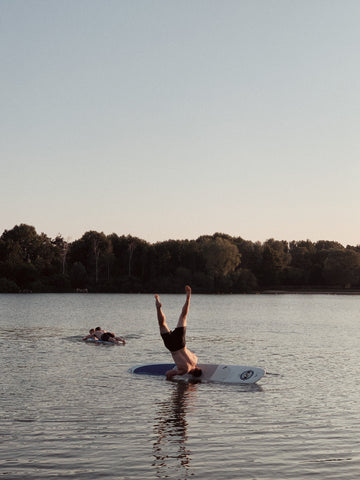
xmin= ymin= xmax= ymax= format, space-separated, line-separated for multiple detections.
xmin=128 ymin=363 xmax=265 ymax=384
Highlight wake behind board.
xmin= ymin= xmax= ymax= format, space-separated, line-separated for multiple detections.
xmin=128 ymin=363 xmax=265 ymax=384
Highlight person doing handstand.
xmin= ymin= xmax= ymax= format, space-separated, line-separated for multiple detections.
xmin=155 ymin=285 xmax=202 ymax=380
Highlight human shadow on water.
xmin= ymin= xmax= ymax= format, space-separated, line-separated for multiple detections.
xmin=152 ymin=380 xmax=198 ymax=479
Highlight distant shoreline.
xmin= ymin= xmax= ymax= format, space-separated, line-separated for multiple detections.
xmin=9 ymin=288 xmax=360 ymax=295
xmin=260 ymin=288 xmax=360 ymax=295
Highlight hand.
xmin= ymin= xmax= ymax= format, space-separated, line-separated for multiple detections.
xmin=165 ymin=369 xmax=179 ymax=380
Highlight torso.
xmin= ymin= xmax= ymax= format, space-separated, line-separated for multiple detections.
xmin=171 ymin=347 xmax=198 ymax=373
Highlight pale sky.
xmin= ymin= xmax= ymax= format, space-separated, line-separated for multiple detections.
xmin=1 ymin=0 xmax=360 ymax=246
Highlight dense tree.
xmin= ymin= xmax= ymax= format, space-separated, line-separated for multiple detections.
xmin=53 ymin=235 xmax=69 ymax=275
xmin=322 ymin=248 xmax=360 ymax=288
xmin=287 ymin=240 xmax=316 ymax=285
xmin=200 ymin=236 xmax=241 ymax=291
xmin=0 ymin=224 xmax=59 ymax=291
xmin=68 ymin=231 xmax=111 ymax=286
xmin=70 ymin=262 xmax=88 ymax=289
xmin=260 ymin=239 xmax=291 ymax=286
xmin=1 ymin=223 xmax=360 ymax=293
xmin=108 ymin=234 xmax=151 ymax=291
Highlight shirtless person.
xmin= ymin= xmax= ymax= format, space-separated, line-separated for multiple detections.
xmin=94 ymin=327 xmax=103 ymax=340
xmin=155 ymin=285 xmax=202 ymax=380
xmin=82 ymin=328 xmax=97 ymax=341
xmin=94 ymin=327 xmax=126 ymax=344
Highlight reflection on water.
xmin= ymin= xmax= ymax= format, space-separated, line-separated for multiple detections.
xmin=153 ymin=381 xmax=198 ymax=479
xmin=1 ymin=294 xmax=360 ymax=479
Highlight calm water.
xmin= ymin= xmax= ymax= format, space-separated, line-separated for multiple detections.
xmin=0 ymin=293 xmax=359 ymax=479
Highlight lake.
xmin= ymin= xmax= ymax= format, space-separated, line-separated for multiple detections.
xmin=1 ymin=293 xmax=359 ymax=479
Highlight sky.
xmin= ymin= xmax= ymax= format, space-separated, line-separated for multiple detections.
xmin=1 ymin=0 xmax=360 ymax=246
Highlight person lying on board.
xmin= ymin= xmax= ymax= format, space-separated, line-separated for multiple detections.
xmin=84 ymin=326 xmax=126 ymax=344
xmin=94 ymin=326 xmax=104 ymax=340
xmin=99 ymin=331 xmax=126 ymax=345
xmin=82 ymin=328 xmax=97 ymax=341
xmin=155 ymin=285 xmax=202 ymax=380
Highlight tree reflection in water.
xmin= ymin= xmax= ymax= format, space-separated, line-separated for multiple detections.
xmin=152 ymin=380 xmax=198 ymax=479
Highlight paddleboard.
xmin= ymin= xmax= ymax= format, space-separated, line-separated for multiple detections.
xmin=84 ymin=338 xmax=123 ymax=345
xmin=128 ymin=363 xmax=265 ymax=384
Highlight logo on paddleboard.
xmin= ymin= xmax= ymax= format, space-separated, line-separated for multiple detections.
xmin=240 ymin=370 xmax=254 ymax=380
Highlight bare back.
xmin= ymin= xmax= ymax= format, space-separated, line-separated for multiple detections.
xmin=171 ymin=346 xmax=198 ymax=374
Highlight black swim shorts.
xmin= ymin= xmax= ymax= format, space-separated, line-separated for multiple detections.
xmin=101 ymin=332 xmax=114 ymax=342
xmin=161 ymin=327 xmax=186 ymax=352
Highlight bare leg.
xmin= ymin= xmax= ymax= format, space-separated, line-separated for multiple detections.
xmin=176 ymin=285 xmax=191 ymax=328
xmin=155 ymin=294 xmax=170 ymax=334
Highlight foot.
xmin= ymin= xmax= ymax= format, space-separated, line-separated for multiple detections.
xmin=185 ymin=285 xmax=191 ymax=298
xmin=155 ymin=294 xmax=162 ymax=309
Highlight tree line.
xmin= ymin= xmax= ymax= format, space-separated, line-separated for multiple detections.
xmin=1 ymin=223 xmax=360 ymax=293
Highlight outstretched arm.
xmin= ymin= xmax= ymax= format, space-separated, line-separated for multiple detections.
xmin=82 ymin=334 xmax=95 ymax=340
xmin=165 ymin=367 xmax=187 ymax=380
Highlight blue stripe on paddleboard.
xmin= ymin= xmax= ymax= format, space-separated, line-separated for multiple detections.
xmin=132 ymin=364 xmax=175 ymax=375
xmin=85 ymin=338 xmax=115 ymax=345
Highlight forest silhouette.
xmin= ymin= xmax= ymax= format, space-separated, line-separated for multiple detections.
xmin=1 ymin=224 xmax=360 ymax=293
